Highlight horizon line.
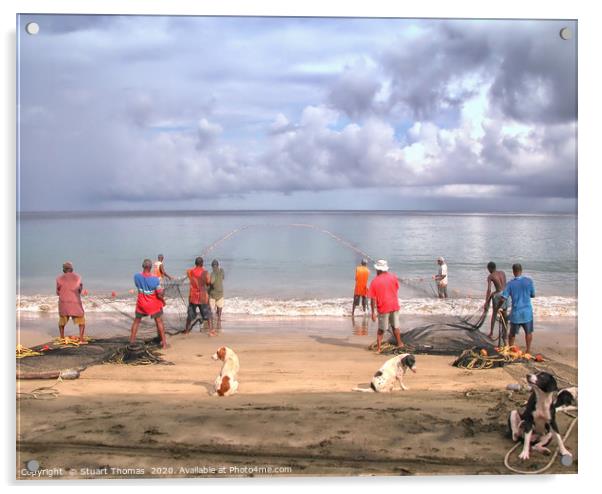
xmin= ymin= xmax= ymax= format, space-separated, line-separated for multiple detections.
xmin=17 ymin=208 xmax=577 ymax=216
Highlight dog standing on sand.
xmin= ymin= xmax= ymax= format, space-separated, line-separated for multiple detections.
xmin=353 ymin=353 xmax=416 ymax=392
xmin=211 ymin=346 xmax=239 ymax=396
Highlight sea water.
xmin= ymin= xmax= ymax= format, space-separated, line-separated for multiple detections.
xmin=17 ymin=211 xmax=577 ymax=318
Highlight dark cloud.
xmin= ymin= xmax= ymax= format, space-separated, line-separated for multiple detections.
xmin=489 ymin=23 xmax=577 ymax=124
xmin=328 ymin=63 xmax=382 ymax=119
xmin=17 ymin=16 xmax=577 ymax=213
xmin=327 ymin=20 xmax=577 ymax=126
xmin=381 ymin=22 xmax=491 ymax=121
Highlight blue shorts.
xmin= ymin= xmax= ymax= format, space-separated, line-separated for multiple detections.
xmin=510 ymin=320 xmax=534 ymax=336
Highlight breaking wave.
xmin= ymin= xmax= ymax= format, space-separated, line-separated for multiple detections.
xmin=17 ymin=294 xmax=577 ymax=318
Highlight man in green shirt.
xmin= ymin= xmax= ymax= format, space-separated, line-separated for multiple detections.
xmin=209 ymin=259 xmax=225 ymax=323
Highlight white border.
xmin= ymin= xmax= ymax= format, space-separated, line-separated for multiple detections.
xmin=3 ymin=0 xmax=600 ymax=492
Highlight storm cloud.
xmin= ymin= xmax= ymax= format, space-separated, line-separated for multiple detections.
xmin=17 ymin=16 xmax=577 ymax=212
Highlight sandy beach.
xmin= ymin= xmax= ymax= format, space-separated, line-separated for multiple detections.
xmin=16 ymin=315 xmax=578 ymax=479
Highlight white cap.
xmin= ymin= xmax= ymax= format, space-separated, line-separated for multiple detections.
xmin=437 ymin=256 xmax=445 ymax=263
xmin=374 ymin=259 xmax=389 ymax=272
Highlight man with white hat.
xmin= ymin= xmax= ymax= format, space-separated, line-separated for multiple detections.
xmin=434 ymin=257 xmax=448 ymax=298
xmin=367 ymin=259 xmax=404 ymax=353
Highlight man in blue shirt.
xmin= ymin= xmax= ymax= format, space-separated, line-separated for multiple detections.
xmin=501 ymin=263 xmax=535 ymax=354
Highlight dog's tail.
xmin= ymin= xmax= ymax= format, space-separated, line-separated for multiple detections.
xmin=352 ymin=385 xmax=375 ymax=393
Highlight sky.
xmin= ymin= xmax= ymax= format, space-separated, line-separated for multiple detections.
xmin=17 ymin=15 xmax=577 ymax=212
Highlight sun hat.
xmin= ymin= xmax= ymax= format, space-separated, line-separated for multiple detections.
xmin=374 ymin=259 xmax=389 ymax=272
xmin=437 ymin=256 xmax=445 ymax=263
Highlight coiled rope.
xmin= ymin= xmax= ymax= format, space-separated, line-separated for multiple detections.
xmin=503 ymin=410 xmax=578 ymax=474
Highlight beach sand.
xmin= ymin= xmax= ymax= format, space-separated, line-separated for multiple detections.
xmin=16 ymin=316 xmax=578 ymax=479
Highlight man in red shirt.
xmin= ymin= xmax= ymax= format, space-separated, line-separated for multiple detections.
xmin=56 ymin=261 xmax=86 ymax=342
xmin=367 ymin=259 xmax=404 ymax=353
xmin=184 ymin=256 xmax=214 ymax=335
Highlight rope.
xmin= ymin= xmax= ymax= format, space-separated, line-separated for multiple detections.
xmin=17 ymin=376 xmax=63 ymax=400
xmin=201 ymin=223 xmax=446 ymax=303
xmin=453 ymin=348 xmax=517 ymax=370
xmin=16 ymin=345 xmax=42 ymax=359
xmin=53 ymin=336 xmax=92 ymax=347
xmin=503 ymin=410 xmax=578 ymax=474
xmin=497 ymin=309 xmax=510 ymax=346
xmin=72 ymin=223 xmax=460 ymax=335
xmin=368 ymin=341 xmax=410 ymax=355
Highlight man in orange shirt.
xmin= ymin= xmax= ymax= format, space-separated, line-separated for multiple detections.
xmin=352 ymin=259 xmax=370 ymax=316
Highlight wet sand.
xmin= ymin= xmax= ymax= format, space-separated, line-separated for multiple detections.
xmin=16 ymin=316 xmax=578 ymax=479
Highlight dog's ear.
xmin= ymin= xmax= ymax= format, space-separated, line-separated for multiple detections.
xmin=217 ymin=347 xmax=226 ymax=360
xmin=538 ymin=372 xmax=558 ymax=393
xmin=402 ymin=355 xmax=416 ymax=369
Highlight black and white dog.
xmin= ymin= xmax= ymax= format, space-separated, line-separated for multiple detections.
xmin=508 ymin=372 xmax=577 ymax=461
xmin=353 ymin=354 xmax=416 ymax=393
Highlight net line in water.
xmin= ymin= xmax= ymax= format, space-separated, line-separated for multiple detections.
xmin=200 ymin=223 xmax=440 ymax=299
xmin=83 ymin=222 xmax=485 ymax=337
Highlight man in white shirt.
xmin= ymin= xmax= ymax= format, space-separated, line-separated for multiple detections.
xmin=434 ymin=257 xmax=448 ymax=299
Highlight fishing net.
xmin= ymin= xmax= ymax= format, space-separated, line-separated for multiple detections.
xmin=373 ymin=325 xmax=496 ymax=356
xmin=18 ymin=223 xmax=513 ymax=376
xmin=16 ymin=337 xmax=171 ymax=378
xmin=16 ymin=276 xmax=207 ymax=379
xmin=17 ymin=338 xmax=126 ymax=377
xmin=160 ymin=278 xmax=195 ymax=334
xmin=87 ymin=277 xmax=206 ymax=336
xmin=372 ymin=305 xmax=496 ymax=356
xmin=107 ymin=341 xmax=174 ymax=366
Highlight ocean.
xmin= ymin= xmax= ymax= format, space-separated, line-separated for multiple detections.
xmin=17 ymin=211 xmax=577 ymax=319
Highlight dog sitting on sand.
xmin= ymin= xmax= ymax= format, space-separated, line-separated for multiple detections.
xmin=211 ymin=346 xmax=240 ymax=396
xmin=353 ymin=353 xmax=416 ymax=392
xmin=507 ymin=371 xmax=577 ymax=461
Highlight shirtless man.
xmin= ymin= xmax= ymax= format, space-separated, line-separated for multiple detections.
xmin=483 ymin=261 xmax=508 ymax=340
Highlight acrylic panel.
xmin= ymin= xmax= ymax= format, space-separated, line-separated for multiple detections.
xmin=16 ymin=14 xmax=577 ymax=479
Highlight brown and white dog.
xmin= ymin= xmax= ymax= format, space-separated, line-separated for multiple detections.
xmin=211 ymin=346 xmax=240 ymax=397
xmin=353 ymin=353 xmax=416 ymax=392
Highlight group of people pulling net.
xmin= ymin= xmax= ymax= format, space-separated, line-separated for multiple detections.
xmin=18 ymin=224 xmax=542 ymax=378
